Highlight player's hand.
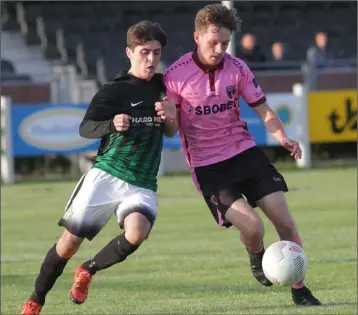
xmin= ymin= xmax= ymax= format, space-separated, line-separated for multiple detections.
xmin=113 ymin=114 xmax=131 ymax=132
xmin=155 ymin=97 xmax=177 ymax=122
xmin=281 ymin=138 xmax=302 ymax=160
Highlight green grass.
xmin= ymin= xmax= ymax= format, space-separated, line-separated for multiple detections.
xmin=1 ymin=167 xmax=356 ymax=314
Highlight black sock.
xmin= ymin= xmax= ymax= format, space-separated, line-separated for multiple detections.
xmin=81 ymin=234 xmax=139 ymax=275
xmin=246 ymin=247 xmax=265 ymax=256
xmin=29 ymin=244 xmax=69 ymax=305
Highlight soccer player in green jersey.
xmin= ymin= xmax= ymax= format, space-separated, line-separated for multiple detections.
xmin=21 ymin=20 xmax=177 ymax=315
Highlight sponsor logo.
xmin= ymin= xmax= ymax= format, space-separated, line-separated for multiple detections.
xmin=329 ymin=98 xmax=356 ymax=134
xmin=308 ymin=90 xmax=357 ymax=143
xmin=255 ymin=91 xmax=264 ymax=98
xmin=19 ymin=108 xmax=97 ymax=150
xmin=131 ymin=116 xmax=162 ymax=123
xmin=289 ymin=245 xmax=302 ymax=253
xmin=210 ymin=195 xmax=219 ymax=206
xmin=206 ymin=92 xmax=219 ymax=99
xmin=63 ymin=206 xmax=74 ymax=220
xmin=226 ymin=55 xmax=245 ymax=76
xmin=131 ymin=116 xmax=162 ymax=127
xmin=276 ymin=105 xmax=292 ymax=126
xmin=195 ymin=98 xmax=239 ymax=115
xmin=131 ymin=101 xmax=143 ymax=107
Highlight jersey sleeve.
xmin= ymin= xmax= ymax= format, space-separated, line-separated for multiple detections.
xmin=163 ymin=70 xmax=182 ymax=107
xmin=237 ymin=61 xmax=266 ymax=107
xmin=79 ymin=84 xmax=118 ymax=139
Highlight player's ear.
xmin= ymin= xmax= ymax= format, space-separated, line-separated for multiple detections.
xmin=126 ymin=47 xmax=133 ymax=59
xmin=193 ymin=31 xmax=200 ymax=45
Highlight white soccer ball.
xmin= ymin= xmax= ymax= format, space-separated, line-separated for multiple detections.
xmin=262 ymin=240 xmax=307 ymax=285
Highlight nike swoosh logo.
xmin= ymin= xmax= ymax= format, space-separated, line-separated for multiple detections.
xmin=131 ymin=101 xmax=143 ymax=107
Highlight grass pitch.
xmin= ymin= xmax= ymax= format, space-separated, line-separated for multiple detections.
xmin=1 ymin=166 xmax=356 ymax=314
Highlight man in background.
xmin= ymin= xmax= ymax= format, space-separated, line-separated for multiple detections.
xmin=306 ymin=31 xmax=332 ymax=68
xmin=237 ymin=33 xmax=266 ymax=64
xmin=271 ymin=41 xmax=285 ymax=62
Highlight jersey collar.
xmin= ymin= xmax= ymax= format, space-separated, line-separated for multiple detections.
xmin=192 ymin=49 xmax=225 ymax=73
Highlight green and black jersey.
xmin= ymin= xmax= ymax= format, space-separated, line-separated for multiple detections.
xmin=79 ymin=72 xmax=166 ymax=192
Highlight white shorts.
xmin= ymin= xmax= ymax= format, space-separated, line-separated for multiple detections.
xmin=58 ymin=168 xmax=158 ymax=240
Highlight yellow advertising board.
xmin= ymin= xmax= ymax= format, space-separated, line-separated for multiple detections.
xmin=308 ymin=90 xmax=357 ymax=143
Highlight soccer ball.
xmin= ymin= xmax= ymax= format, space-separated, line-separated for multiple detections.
xmin=262 ymin=241 xmax=307 ymax=285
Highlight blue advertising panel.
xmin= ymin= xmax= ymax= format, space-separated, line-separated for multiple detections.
xmin=11 ymin=103 xmax=182 ymax=156
xmin=11 ymin=99 xmax=268 ymax=157
xmin=163 ymin=132 xmax=181 ymax=149
xmin=12 ymin=104 xmax=100 ymax=156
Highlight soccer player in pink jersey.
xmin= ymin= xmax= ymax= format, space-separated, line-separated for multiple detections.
xmin=162 ymin=3 xmax=321 ymax=306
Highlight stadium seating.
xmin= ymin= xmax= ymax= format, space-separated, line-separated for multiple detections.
xmin=2 ymin=1 xmax=357 ymax=84
xmin=1 ymin=57 xmax=32 ymax=83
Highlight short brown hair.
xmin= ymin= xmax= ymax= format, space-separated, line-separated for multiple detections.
xmin=195 ymin=4 xmax=242 ymax=33
xmin=127 ymin=20 xmax=168 ymax=50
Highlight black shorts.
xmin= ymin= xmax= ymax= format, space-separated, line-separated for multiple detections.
xmin=194 ymin=146 xmax=288 ymax=228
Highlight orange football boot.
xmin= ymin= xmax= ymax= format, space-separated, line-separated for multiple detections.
xmin=21 ymin=300 xmax=42 ymax=315
xmin=69 ymin=266 xmax=93 ymax=304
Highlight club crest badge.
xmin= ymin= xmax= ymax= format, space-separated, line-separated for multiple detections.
xmin=226 ymin=85 xmax=236 ymax=99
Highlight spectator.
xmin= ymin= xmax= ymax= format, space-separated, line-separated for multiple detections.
xmin=270 ymin=42 xmax=300 ymax=70
xmin=237 ymin=33 xmax=266 ymax=63
xmin=306 ymin=31 xmax=332 ymax=67
xmin=271 ymin=41 xmax=285 ymax=61
xmin=1 ymin=58 xmax=16 ymax=73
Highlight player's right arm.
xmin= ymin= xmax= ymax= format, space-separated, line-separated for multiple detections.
xmin=79 ymin=84 xmax=131 ymax=139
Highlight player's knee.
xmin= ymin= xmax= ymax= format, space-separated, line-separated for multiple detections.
xmin=226 ymin=199 xmax=264 ymax=240
xmin=124 ymin=212 xmax=153 ymax=245
xmin=125 ymin=229 xmax=148 ymax=245
xmin=235 ymin=215 xmax=264 ymax=241
xmin=56 ymin=229 xmax=84 ymax=259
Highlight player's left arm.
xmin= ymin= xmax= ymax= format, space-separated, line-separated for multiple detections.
xmin=238 ymin=61 xmax=302 ymax=159
xmin=79 ymin=84 xmax=119 ymax=139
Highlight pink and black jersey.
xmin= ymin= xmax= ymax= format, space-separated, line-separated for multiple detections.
xmin=164 ymin=51 xmax=266 ymax=168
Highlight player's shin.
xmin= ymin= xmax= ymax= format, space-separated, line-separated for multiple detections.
xmin=29 ymin=244 xmax=69 ymax=305
xmin=240 ymin=231 xmax=264 ymax=254
xmin=81 ymin=234 xmax=140 ymax=275
xmin=225 ymin=200 xmax=265 ymax=254
xmin=285 ymin=233 xmax=305 ymax=289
